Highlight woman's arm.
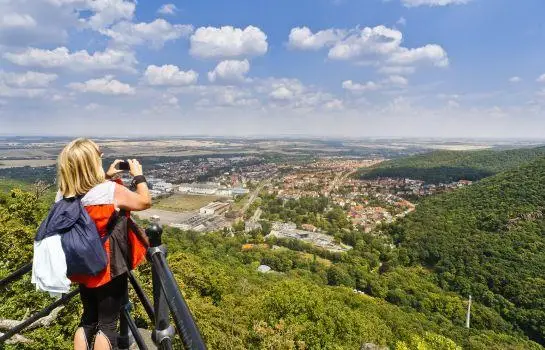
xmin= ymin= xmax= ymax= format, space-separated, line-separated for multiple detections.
xmin=114 ymin=159 xmax=152 ymax=211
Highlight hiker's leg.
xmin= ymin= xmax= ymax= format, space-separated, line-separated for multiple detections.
xmin=75 ymin=284 xmax=98 ymax=350
xmin=94 ymin=274 xmax=128 ymax=350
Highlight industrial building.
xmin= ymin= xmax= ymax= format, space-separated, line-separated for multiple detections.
xmin=178 ymin=182 xmax=250 ymax=197
xmin=199 ymin=202 xmax=230 ymax=215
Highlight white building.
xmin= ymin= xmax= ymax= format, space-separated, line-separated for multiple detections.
xmin=179 ymin=183 xmax=219 ymax=195
xmin=199 ymin=202 xmax=230 ymax=215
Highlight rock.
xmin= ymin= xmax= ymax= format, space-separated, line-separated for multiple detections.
xmin=257 ymin=265 xmax=272 ymax=273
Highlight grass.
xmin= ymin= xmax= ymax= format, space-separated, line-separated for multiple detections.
xmin=0 ymin=178 xmax=30 ymax=193
xmin=153 ymin=193 xmax=225 ymax=212
xmin=231 ymin=193 xmax=250 ymax=212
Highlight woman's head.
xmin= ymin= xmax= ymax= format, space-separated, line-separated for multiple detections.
xmin=57 ymin=138 xmax=105 ymax=197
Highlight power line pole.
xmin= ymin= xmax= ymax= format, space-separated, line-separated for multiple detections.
xmin=466 ymin=295 xmax=472 ymax=329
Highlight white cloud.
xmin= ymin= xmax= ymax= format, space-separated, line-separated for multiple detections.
xmin=157 ymin=3 xmax=178 ymax=15
xmin=1 ymin=13 xmax=37 ymax=29
xmin=0 ymin=85 xmax=47 ymax=98
xmin=3 ymin=47 xmax=137 ymax=72
xmin=385 ymin=75 xmax=409 ymax=86
xmin=342 ymin=80 xmax=380 ymax=92
xmin=44 ymin=0 xmax=136 ymax=29
xmin=328 ymin=26 xmax=403 ymax=60
xmin=509 ymin=76 xmax=522 ymax=83
xmin=191 ymin=86 xmax=259 ymax=108
xmin=144 ymin=65 xmax=199 ymax=86
xmin=101 ymin=19 xmax=193 ymax=48
xmin=270 ymin=86 xmax=295 ymax=101
xmin=261 ymin=78 xmax=305 ymax=103
xmin=289 ymin=25 xmax=448 ymax=70
xmin=324 ymin=99 xmax=344 ymax=110
xmin=401 ymin=0 xmax=471 ymax=7
xmin=0 ymin=71 xmax=58 ymax=88
xmin=396 ymin=17 xmax=407 ymax=27
xmin=536 ymin=74 xmax=545 ymax=83
xmin=4 ymin=47 xmax=138 ymax=71
xmin=208 ymin=59 xmax=250 ymax=83
xmin=288 ymin=27 xmax=345 ymax=50
xmin=68 ymin=75 xmax=135 ymax=95
xmin=0 ymin=1 xmax=77 ymax=48
xmin=74 ymin=0 xmax=136 ymax=30
xmin=388 ymin=44 xmax=449 ymax=67
xmin=190 ymin=26 xmax=268 ymax=59
xmin=447 ymin=99 xmax=460 ymax=108
xmin=165 ymin=95 xmax=178 ymax=106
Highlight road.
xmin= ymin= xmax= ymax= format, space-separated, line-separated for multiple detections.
xmin=325 ymin=169 xmax=357 ymax=196
xmin=241 ymin=179 xmax=269 ymax=213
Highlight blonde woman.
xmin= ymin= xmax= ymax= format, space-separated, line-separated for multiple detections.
xmin=56 ymin=138 xmax=151 ymax=350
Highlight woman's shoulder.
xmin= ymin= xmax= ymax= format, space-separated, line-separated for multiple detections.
xmin=82 ymin=181 xmax=116 ymax=206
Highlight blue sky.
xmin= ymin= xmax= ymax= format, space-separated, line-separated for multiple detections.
xmin=1 ymin=0 xmax=544 ymax=138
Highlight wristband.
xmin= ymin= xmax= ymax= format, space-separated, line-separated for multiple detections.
xmin=132 ymin=175 xmax=147 ymax=186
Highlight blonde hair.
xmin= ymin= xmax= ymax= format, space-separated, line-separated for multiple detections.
xmin=57 ymin=138 xmax=105 ymax=198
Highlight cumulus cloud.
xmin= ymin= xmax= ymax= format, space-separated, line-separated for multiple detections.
xmin=270 ymin=86 xmax=295 ymax=101
xmin=385 ymin=75 xmax=409 ymax=86
xmin=1 ymin=13 xmax=37 ymax=29
xmin=0 ymin=85 xmax=47 ymax=98
xmin=68 ymin=75 xmax=135 ymax=95
xmin=190 ymin=26 xmax=268 ymax=59
xmin=342 ymin=75 xmax=407 ymax=93
xmin=157 ymin=3 xmax=178 ymax=15
xmin=324 ymin=99 xmax=344 ymax=110
xmin=0 ymin=1 xmax=78 ymax=48
xmin=208 ymin=59 xmax=250 ymax=83
xmin=288 ymin=27 xmax=345 ymax=50
xmin=509 ymin=76 xmax=522 ymax=83
xmin=0 ymin=71 xmax=58 ymax=88
xmin=537 ymin=74 xmax=545 ymax=83
xmin=101 ymin=19 xmax=193 ymax=48
xmin=288 ymin=25 xmax=449 ymax=71
xmin=262 ymin=78 xmax=305 ymax=102
xmin=190 ymin=86 xmax=259 ymax=108
xmin=388 ymin=44 xmax=448 ymax=67
xmin=144 ymin=65 xmax=199 ymax=86
xmin=401 ymin=0 xmax=471 ymax=7
xmin=3 ymin=47 xmax=137 ymax=72
xmin=60 ymin=0 xmax=136 ymax=30
xmin=342 ymin=80 xmax=380 ymax=92
xmin=328 ymin=26 xmax=403 ymax=60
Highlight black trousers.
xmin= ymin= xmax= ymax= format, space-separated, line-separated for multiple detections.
xmin=79 ymin=274 xmax=128 ymax=349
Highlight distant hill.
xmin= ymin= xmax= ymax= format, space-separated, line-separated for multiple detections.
xmin=387 ymin=156 xmax=545 ymax=344
xmin=359 ymin=147 xmax=545 ymax=183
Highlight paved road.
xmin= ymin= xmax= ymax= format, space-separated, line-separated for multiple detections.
xmin=325 ymin=169 xmax=357 ymax=196
xmin=241 ymin=180 xmax=269 ymax=213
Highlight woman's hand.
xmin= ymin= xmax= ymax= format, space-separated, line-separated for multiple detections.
xmin=105 ymin=159 xmax=124 ymax=179
xmin=128 ymin=159 xmax=143 ymax=177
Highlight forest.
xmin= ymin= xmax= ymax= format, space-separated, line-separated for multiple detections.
xmin=1 ymin=174 xmax=544 ymax=349
xmin=384 ymin=156 xmax=545 ymax=345
xmin=359 ymin=147 xmax=545 ymax=184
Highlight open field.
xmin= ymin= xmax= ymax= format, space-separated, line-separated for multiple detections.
xmin=153 ymin=194 xmax=225 ymax=212
xmin=132 ymin=208 xmax=195 ymax=226
xmin=0 ymin=159 xmax=56 ymax=169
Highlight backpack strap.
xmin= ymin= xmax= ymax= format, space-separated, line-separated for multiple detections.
xmin=102 ymin=210 xmax=124 ymax=244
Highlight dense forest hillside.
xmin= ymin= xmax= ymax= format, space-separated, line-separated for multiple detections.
xmin=386 ymin=156 xmax=545 ymax=344
xmin=359 ymin=147 xmax=545 ymax=183
xmin=1 ymin=181 xmax=543 ymax=349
